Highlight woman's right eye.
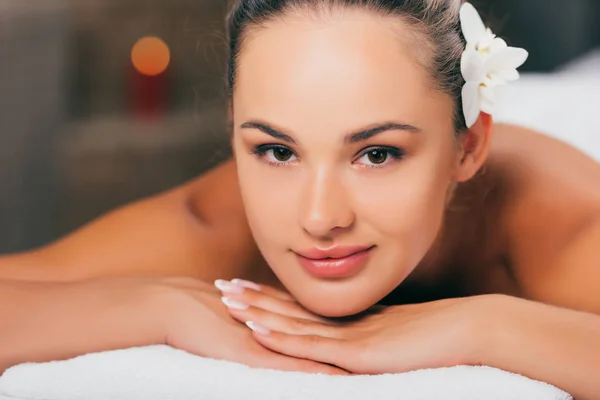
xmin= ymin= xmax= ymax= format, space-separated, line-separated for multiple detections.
xmin=251 ymin=145 xmax=298 ymax=166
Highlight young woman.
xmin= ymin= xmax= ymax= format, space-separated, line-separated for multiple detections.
xmin=1 ymin=0 xmax=599 ymax=398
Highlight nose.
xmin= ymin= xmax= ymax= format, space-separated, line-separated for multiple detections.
xmin=299 ymin=167 xmax=355 ymax=238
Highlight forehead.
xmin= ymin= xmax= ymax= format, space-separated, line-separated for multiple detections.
xmin=234 ymin=10 xmax=452 ymax=132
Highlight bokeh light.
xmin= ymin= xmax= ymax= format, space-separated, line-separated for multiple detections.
xmin=131 ymin=36 xmax=170 ymax=76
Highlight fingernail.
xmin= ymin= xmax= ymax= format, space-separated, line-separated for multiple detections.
xmin=246 ymin=321 xmax=270 ymax=335
xmin=231 ymin=279 xmax=262 ymax=291
xmin=221 ymin=296 xmax=249 ymax=310
xmin=214 ymin=279 xmax=244 ymax=294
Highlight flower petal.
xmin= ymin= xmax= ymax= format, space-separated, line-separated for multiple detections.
xmin=460 ymin=3 xmax=486 ymax=46
xmin=489 ymin=37 xmax=508 ymax=53
xmin=480 ymin=84 xmax=495 ymax=103
xmin=485 ymin=72 xmax=510 ymax=87
xmin=479 ymin=86 xmax=495 ymax=114
xmin=478 ymin=29 xmax=496 ymax=50
xmin=461 ymin=50 xmax=486 ymax=82
xmin=462 ymin=81 xmax=481 ymax=128
xmin=495 ymin=69 xmax=520 ymax=82
xmin=485 ymin=47 xmax=529 ymax=74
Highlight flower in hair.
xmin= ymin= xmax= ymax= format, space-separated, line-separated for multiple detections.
xmin=459 ymin=2 xmax=529 ymax=128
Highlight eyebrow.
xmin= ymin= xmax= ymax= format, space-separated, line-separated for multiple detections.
xmin=240 ymin=121 xmax=421 ymax=144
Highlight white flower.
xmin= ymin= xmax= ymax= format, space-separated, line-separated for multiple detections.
xmin=459 ymin=2 xmax=529 ymax=128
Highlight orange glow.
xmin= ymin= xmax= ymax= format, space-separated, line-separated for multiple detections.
xmin=131 ymin=36 xmax=170 ymax=76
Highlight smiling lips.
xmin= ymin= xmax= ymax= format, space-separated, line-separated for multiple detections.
xmin=294 ymin=245 xmax=375 ymax=278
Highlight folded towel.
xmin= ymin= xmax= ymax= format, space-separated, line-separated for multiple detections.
xmin=0 ymin=345 xmax=571 ymax=400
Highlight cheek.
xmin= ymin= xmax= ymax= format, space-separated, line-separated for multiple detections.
xmin=235 ymin=152 xmax=301 ymax=254
xmin=354 ymin=149 xmax=452 ymax=241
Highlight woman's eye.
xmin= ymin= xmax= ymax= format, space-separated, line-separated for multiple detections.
xmin=365 ymin=149 xmax=388 ymax=165
xmin=271 ymin=147 xmax=295 ymax=162
xmin=252 ymin=145 xmax=297 ymax=165
xmin=252 ymin=145 xmax=402 ymax=168
xmin=355 ymin=147 xmax=403 ymax=168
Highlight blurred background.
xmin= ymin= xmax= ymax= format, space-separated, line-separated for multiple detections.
xmin=0 ymin=0 xmax=599 ymax=253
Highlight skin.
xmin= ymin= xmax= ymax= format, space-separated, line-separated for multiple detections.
xmin=1 ymin=6 xmax=600 ymax=399
xmin=230 ymin=10 xmax=600 ymax=317
xmin=232 ymin=11 xmax=469 ymax=317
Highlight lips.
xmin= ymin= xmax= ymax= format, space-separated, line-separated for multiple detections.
xmin=295 ymin=245 xmax=374 ymax=260
xmin=294 ymin=245 xmax=375 ymax=279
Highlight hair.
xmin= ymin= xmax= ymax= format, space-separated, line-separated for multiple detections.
xmin=225 ymin=0 xmax=469 ymax=133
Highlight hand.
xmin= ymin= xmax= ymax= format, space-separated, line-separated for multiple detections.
xmin=7 ymin=277 xmax=347 ymax=375
xmin=217 ymin=279 xmax=493 ymax=374
xmin=146 ymin=277 xmax=347 ymax=375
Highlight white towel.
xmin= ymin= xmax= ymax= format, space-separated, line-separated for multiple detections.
xmin=0 ymin=345 xmax=571 ymax=400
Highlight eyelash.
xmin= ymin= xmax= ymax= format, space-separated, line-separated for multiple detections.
xmin=249 ymin=144 xmax=406 ymax=168
xmin=250 ymin=144 xmax=298 ymax=167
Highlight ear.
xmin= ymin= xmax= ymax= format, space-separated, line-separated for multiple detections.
xmin=452 ymin=112 xmax=493 ymax=182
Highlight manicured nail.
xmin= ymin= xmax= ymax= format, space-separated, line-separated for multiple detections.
xmin=231 ymin=279 xmax=262 ymax=291
xmin=246 ymin=321 xmax=270 ymax=335
xmin=221 ymin=296 xmax=249 ymax=310
xmin=214 ymin=279 xmax=244 ymax=294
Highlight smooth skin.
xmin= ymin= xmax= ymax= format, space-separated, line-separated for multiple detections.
xmin=1 ymin=8 xmax=600 ymax=400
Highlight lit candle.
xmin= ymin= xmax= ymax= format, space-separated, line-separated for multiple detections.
xmin=130 ymin=36 xmax=171 ymax=120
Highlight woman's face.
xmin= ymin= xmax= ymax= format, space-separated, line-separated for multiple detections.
xmin=232 ymin=10 xmax=462 ymax=317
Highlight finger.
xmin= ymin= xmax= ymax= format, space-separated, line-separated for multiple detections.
xmin=214 ymin=279 xmax=297 ymax=305
xmin=220 ymin=288 xmax=333 ymax=325
xmin=214 ymin=278 xmax=294 ymax=301
xmin=225 ymin=304 xmax=344 ymax=339
xmin=231 ymin=279 xmax=295 ymax=301
xmin=246 ymin=322 xmax=352 ymax=370
xmin=238 ymin=335 xmax=349 ymax=376
xmin=251 ymin=352 xmax=349 ymax=375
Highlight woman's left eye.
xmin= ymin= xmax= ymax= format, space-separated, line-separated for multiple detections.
xmin=355 ymin=147 xmax=404 ymax=168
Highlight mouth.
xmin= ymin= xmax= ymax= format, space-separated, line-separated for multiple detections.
xmin=294 ymin=245 xmax=375 ymax=279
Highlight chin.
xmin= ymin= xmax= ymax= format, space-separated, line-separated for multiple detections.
xmin=304 ymin=301 xmax=368 ymax=318
xmin=293 ymin=288 xmax=382 ymax=318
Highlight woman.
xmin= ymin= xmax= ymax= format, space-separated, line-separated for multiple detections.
xmin=1 ymin=0 xmax=599 ymax=398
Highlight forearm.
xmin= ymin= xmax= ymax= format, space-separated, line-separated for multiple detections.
xmin=480 ymin=296 xmax=600 ymax=400
xmin=0 ymin=279 xmax=165 ymax=374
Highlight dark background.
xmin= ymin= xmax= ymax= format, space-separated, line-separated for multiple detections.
xmin=1 ymin=0 xmax=599 ymax=253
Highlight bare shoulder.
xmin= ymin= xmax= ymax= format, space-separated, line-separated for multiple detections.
xmin=490 ymin=123 xmax=600 ymax=223
xmin=185 ymin=158 xmax=247 ymax=226
xmin=491 ymin=123 xmax=600 ymax=198
xmin=0 ymin=158 xmax=268 ymax=284
xmin=488 ymin=123 xmax=600 ymax=299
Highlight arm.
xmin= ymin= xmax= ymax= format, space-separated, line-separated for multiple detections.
xmin=0 ymin=278 xmax=168 ymax=373
xmin=481 ymin=219 xmax=600 ymax=400
xmin=0 ymin=159 xmax=267 ymax=373
xmin=481 ymin=296 xmax=600 ymax=400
